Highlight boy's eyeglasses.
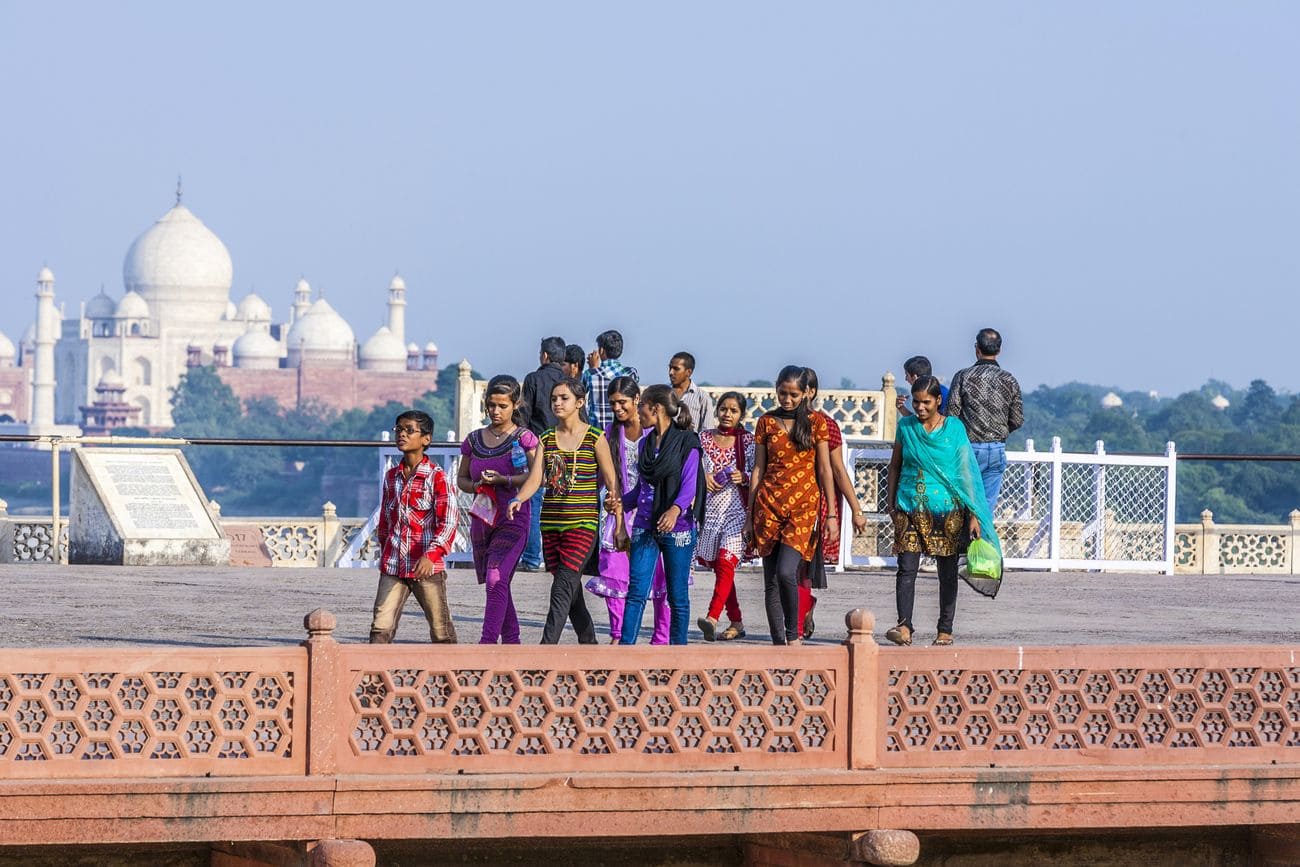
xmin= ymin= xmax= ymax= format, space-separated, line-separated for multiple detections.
xmin=393 ymin=426 xmax=425 ymax=435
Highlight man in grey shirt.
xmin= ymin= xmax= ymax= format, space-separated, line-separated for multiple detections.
xmin=946 ymin=328 xmax=1024 ymax=514
xmin=668 ymin=351 xmax=714 ymax=433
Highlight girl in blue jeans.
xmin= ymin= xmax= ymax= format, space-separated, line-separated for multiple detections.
xmin=618 ymin=384 xmax=706 ymax=645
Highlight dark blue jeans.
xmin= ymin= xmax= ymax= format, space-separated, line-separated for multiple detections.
xmin=620 ymin=525 xmax=696 ymax=645
xmin=521 ymin=487 xmax=545 ymax=568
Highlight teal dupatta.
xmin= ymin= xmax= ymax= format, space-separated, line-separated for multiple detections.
xmin=896 ymin=415 xmax=1004 ymax=597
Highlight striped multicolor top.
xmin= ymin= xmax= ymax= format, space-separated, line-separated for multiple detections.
xmin=540 ymin=426 xmax=603 ymax=532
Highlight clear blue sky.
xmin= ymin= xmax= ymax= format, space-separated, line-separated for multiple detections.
xmin=2 ymin=2 xmax=1297 ymax=395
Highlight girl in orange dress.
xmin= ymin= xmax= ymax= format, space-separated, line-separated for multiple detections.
xmin=744 ymin=366 xmax=839 ymax=645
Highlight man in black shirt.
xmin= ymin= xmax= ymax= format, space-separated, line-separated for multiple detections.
xmin=946 ymin=328 xmax=1024 ymax=515
xmin=518 ymin=335 xmax=566 ymax=570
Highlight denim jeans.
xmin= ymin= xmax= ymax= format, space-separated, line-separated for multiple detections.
xmin=620 ymin=525 xmax=696 ymax=645
xmin=969 ymin=442 xmax=1007 ymax=515
xmin=521 ymin=487 xmax=545 ymax=568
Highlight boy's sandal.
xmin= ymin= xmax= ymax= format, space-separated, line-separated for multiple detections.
xmin=885 ymin=623 xmax=912 ymax=646
xmin=932 ymin=633 xmax=954 ymax=646
xmin=719 ymin=624 xmax=746 ymax=641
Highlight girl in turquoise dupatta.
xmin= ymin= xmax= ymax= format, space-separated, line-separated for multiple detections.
xmin=885 ymin=377 xmax=1002 ymax=646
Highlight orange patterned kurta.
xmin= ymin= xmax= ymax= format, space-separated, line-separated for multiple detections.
xmin=751 ymin=412 xmax=829 ymax=560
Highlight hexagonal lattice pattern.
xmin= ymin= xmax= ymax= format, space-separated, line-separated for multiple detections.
xmin=0 ymin=667 xmax=297 ymax=772
xmin=343 ymin=664 xmax=841 ymax=767
xmin=884 ymin=662 xmax=1300 ymax=765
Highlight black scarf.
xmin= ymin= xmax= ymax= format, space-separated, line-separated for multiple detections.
xmin=771 ymin=408 xmax=798 ymax=419
xmin=637 ymin=425 xmax=706 ymax=525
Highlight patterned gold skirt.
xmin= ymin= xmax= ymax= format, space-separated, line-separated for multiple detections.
xmin=892 ymin=508 xmax=967 ymax=558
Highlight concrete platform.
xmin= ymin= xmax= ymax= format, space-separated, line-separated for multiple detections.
xmin=0 ymin=564 xmax=1294 ymax=648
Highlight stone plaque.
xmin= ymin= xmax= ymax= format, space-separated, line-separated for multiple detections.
xmin=69 ymin=448 xmax=230 ymax=566
xmin=224 ymin=524 xmax=274 ymax=567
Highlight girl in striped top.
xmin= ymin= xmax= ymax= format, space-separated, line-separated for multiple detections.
xmin=539 ymin=377 xmax=623 ymax=644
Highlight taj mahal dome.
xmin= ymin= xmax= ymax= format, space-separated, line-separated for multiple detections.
xmin=0 ymin=194 xmax=441 ymax=433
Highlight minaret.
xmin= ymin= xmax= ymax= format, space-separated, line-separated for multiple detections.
xmin=291 ymin=277 xmax=311 ymax=324
xmin=387 ymin=273 xmax=407 ymax=345
xmin=30 ymin=266 xmax=58 ymax=430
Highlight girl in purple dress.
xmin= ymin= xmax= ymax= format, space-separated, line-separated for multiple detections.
xmin=584 ymin=377 xmax=670 ymax=644
xmin=457 ymin=375 xmax=542 ymax=644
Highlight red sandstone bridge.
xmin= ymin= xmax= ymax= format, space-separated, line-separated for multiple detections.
xmin=1 ymin=608 xmax=1298 ymax=866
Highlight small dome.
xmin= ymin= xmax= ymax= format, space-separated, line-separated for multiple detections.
xmin=97 ymin=369 xmax=125 ymax=390
xmin=0 ymin=330 xmax=15 ymax=360
xmin=236 ymin=291 xmax=272 ymax=322
xmin=1211 ymin=394 xmax=1230 ymax=410
xmin=407 ymin=342 xmax=420 ymax=354
xmin=232 ymin=329 xmax=282 ymax=369
xmin=285 ymin=297 xmax=355 ymax=365
xmin=1100 ymin=392 xmax=1124 ymax=409
xmin=294 ymin=277 xmax=311 ymax=296
xmin=116 ymin=290 xmax=150 ymax=319
xmin=360 ymin=326 xmax=407 ymax=371
xmin=424 ymin=341 xmax=438 ymax=354
xmin=225 ymin=300 xmax=238 ymax=320
xmin=37 ymin=266 xmax=55 ymax=283
xmin=389 ymin=274 xmax=406 ymax=291
xmin=86 ymin=290 xmax=116 ymax=320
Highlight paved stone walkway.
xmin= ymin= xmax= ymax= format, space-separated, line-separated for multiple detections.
xmin=0 ymin=564 xmax=1294 ymax=648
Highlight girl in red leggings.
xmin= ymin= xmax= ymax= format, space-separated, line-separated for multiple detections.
xmin=695 ymin=392 xmax=755 ymax=641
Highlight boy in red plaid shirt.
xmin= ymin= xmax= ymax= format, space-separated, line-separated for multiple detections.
xmin=369 ymin=410 xmax=460 ymax=643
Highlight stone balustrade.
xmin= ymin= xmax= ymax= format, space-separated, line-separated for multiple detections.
xmin=1175 ymin=508 xmax=1300 ymax=574
xmin=1 ymin=609 xmax=1297 ymax=778
xmin=1 ymin=607 xmax=1298 ymax=866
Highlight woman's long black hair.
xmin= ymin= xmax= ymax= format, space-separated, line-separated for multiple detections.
xmin=775 ymin=365 xmax=815 ymax=451
xmin=640 ymin=383 xmax=693 ymax=430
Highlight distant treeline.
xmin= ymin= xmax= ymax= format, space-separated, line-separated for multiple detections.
xmin=1012 ymin=379 xmax=1300 ymax=523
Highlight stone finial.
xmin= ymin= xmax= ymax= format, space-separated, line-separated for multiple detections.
xmin=0 ymin=498 xmax=8 ymax=517
xmin=458 ymin=359 xmax=472 ymax=380
xmin=852 ymin=829 xmax=921 ymax=866
xmin=1201 ymin=509 xmax=1214 ymax=526
xmin=845 ymin=608 xmax=876 ymax=643
xmin=304 ymin=608 xmax=337 ymax=638
xmin=882 ymin=371 xmax=895 ymax=390
xmin=322 ymin=501 xmax=337 ymax=518
xmin=208 ymin=499 xmax=221 ymax=516
xmin=1290 ymin=510 xmax=1300 ymax=528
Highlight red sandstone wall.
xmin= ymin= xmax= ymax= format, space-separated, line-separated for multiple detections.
xmin=0 ymin=367 xmax=29 ymax=423
xmin=216 ymin=365 xmax=438 ymax=415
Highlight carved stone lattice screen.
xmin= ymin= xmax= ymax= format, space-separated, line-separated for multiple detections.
xmin=338 ymin=646 xmax=847 ymax=773
xmin=881 ymin=647 xmax=1300 ymax=768
xmin=0 ymin=649 xmax=306 ymax=778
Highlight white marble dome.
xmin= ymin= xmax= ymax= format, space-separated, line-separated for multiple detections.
xmin=424 ymin=341 xmax=438 ymax=354
xmin=360 ymin=326 xmax=407 ymax=372
xmin=232 ymin=329 xmax=282 ymax=369
xmin=37 ymin=266 xmax=54 ymax=284
xmin=97 ymin=369 xmax=126 ymax=390
xmin=86 ymin=290 xmax=116 ymax=320
xmin=0 ymin=330 xmax=15 ymax=362
xmin=123 ymin=204 xmax=233 ymax=323
xmin=285 ymin=298 xmax=355 ymax=366
xmin=1100 ymin=392 xmax=1124 ymax=409
xmin=236 ymin=291 xmax=272 ymax=322
xmin=389 ymin=274 xmax=406 ymax=292
xmin=1211 ymin=394 xmax=1230 ymax=410
xmin=116 ymin=290 xmax=150 ymax=319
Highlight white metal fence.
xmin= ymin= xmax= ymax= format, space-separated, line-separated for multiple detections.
xmin=841 ymin=437 xmax=1178 ymax=574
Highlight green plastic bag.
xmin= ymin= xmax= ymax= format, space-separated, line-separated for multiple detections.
xmin=960 ymin=537 xmax=1003 ymax=598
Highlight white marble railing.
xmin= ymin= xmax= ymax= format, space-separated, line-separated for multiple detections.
xmin=454 ymin=359 xmax=899 ymax=441
xmin=1175 ymin=509 xmax=1300 ymax=574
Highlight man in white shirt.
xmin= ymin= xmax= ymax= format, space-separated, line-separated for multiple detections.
xmin=668 ymin=351 xmax=714 ymax=434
